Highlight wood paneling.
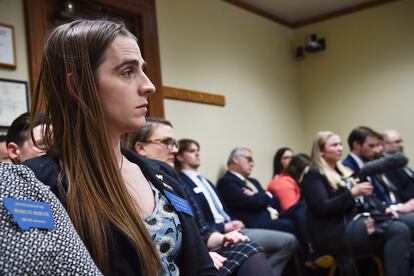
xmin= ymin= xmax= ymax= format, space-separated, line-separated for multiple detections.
xmin=163 ymin=86 xmax=225 ymax=107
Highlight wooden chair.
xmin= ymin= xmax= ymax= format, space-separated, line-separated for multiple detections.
xmin=327 ymin=255 xmax=384 ymax=276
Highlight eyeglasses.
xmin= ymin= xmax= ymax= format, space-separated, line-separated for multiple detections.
xmin=239 ymin=155 xmax=254 ymax=163
xmin=146 ymin=137 xmax=178 ymax=151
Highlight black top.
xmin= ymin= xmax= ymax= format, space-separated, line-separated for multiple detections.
xmin=24 ymin=149 xmax=216 ymax=276
xmin=300 ymin=167 xmax=355 ymax=254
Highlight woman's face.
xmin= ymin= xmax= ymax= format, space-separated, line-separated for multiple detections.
xmin=321 ymin=134 xmax=343 ymax=165
xmin=96 ymin=35 xmax=155 ymax=136
xmin=280 ymin=150 xmax=294 ymax=169
xmin=141 ymin=124 xmax=178 ymax=167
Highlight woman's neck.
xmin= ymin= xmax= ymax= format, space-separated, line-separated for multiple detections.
xmin=326 ymin=160 xmax=337 ymax=170
xmin=109 ymin=132 xmax=123 ymax=169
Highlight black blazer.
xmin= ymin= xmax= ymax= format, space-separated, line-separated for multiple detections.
xmin=300 ymin=167 xmax=356 ymax=254
xmin=216 ymin=171 xmax=279 ymax=228
xmin=24 ymin=150 xmax=216 ymax=276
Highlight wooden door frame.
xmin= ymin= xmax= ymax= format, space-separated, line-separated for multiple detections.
xmin=24 ymin=0 xmax=164 ymax=117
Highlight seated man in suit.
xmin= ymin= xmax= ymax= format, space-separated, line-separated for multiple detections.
xmin=176 ymin=139 xmax=298 ymax=276
xmin=343 ymin=126 xmax=414 ymax=239
xmin=217 ymin=147 xmax=296 ymax=235
xmin=382 ymin=129 xmax=414 ymax=203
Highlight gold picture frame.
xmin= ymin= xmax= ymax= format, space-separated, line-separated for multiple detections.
xmin=0 ymin=23 xmax=16 ymax=69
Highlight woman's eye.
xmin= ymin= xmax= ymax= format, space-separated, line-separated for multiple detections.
xmin=121 ymin=69 xmax=134 ymax=78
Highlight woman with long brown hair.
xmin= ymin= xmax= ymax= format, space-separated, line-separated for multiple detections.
xmin=301 ymin=131 xmax=411 ymax=275
xmin=25 ymin=19 xmax=215 ymax=275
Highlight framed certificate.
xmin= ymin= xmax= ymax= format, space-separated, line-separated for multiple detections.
xmin=0 ymin=23 xmax=16 ymax=69
xmin=0 ymin=78 xmax=29 ymax=127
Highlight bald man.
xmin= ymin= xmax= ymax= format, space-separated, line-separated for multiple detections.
xmin=383 ymin=129 xmax=414 ymax=202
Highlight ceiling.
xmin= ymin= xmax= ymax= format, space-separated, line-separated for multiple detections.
xmin=224 ymin=0 xmax=397 ymax=27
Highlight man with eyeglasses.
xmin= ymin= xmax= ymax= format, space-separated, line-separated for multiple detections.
xmin=217 ymin=147 xmax=297 ymax=235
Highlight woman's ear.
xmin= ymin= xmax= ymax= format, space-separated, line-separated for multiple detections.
xmin=134 ymin=142 xmax=146 ymax=157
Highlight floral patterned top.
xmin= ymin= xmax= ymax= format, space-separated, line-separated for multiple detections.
xmin=144 ymin=184 xmax=182 ymax=276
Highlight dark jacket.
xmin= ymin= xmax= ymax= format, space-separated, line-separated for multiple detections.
xmin=300 ymin=167 xmax=355 ymax=254
xmin=179 ymin=172 xmax=231 ymax=233
xmin=342 ymin=154 xmax=360 ymax=174
xmin=385 ymin=167 xmax=414 ymax=203
xmin=24 ymin=150 xmax=216 ymax=276
xmin=216 ymin=171 xmax=279 ymax=228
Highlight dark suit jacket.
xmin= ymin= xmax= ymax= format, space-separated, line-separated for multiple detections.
xmin=24 ymin=149 xmax=216 ymax=276
xmin=342 ymin=154 xmax=360 ymax=173
xmin=342 ymin=154 xmax=390 ymax=206
xmin=216 ymin=171 xmax=279 ymax=228
xmin=179 ymin=172 xmax=231 ymax=233
xmin=301 ymin=167 xmax=356 ymax=254
xmin=385 ymin=167 xmax=414 ymax=203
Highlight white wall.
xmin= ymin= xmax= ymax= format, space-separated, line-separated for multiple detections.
xmin=0 ymin=0 xmax=29 ymax=82
xmin=156 ymin=0 xmax=305 ymax=185
xmin=0 ymin=0 xmax=29 ymax=134
xmin=295 ymin=0 xmax=414 ymax=160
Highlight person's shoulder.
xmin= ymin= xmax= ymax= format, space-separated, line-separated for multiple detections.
xmin=247 ymin=177 xmax=261 ymax=185
xmin=342 ymin=154 xmax=353 ymax=165
xmin=22 ymin=154 xmax=60 ymax=189
xmin=218 ymin=171 xmax=236 ymax=182
xmin=302 ymin=165 xmax=323 ymax=177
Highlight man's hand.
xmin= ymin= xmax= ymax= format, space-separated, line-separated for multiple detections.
xmin=222 ymin=231 xmax=250 ymax=247
xmin=209 ymin=252 xmax=227 ymax=269
xmin=224 ymin=220 xmax=245 ymax=233
xmin=242 ymin=187 xmax=255 ymax=196
xmin=385 ymin=207 xmax=399 ymax=219
xmin=398 ymin=199 xmax=414 ymax=213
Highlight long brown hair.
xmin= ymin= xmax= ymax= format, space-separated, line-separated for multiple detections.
xmin=31 ymin=19 xmax=160 ymax=274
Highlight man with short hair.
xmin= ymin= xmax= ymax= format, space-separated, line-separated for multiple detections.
xmin=6 ymin=112 xmax=46 ymax=164
xmin=382 ymin=129 xmax=414 ymax=202
xmin=217 ymin=147 xmax=296 ymax=234
xmin=383 ymin=129 xmax=404 ymax=155
xmin=342 ymin=126 xmax=384 ymax=171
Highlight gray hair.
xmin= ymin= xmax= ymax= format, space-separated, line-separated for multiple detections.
xmin=227 ymin=147 xmax=251 ymax=166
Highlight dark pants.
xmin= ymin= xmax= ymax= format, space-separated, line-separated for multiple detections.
xmin=344 ymin=217 xmax=411 ymax=276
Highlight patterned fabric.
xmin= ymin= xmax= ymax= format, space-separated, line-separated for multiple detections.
xmin=216 ymin=241 xmax=262 ymax=275
xmin=144 ymin=184 xmax=182 ymax=276
xmin=0 ymin=162 xmax=102 ymax=275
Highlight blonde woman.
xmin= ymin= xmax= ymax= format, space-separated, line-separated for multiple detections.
xmin=301 ymin=131 xmax=411 ymax=276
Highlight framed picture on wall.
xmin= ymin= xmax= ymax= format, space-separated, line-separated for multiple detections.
xmin=0 ymin=78 xmax=29 ymax=127
xmin=0 ymin=23 xmax=16 ymax=69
